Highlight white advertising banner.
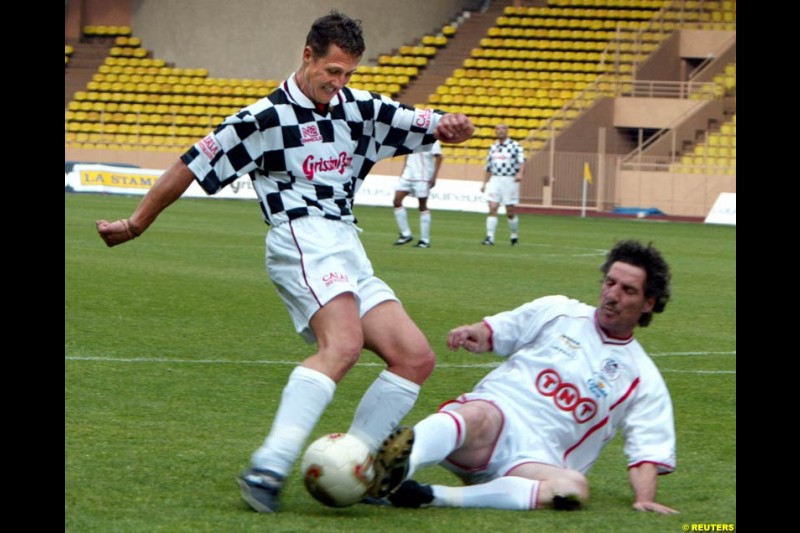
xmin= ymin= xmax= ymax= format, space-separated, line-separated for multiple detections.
xmin=704 ymin=192 xmax=736 ymax=226
xmin=65 ymin=164 xmax=257 ymax=200
xmin=66 ymin=164 xmax=489 ymax=213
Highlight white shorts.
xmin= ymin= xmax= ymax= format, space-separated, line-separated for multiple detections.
xmin=438 ymin=392 xmax=562 ymax=485
xmin=266 ymin=217 xmax=398 ymax=343
xmin=396 ymin=177 xmax=431 ymax=199
xmin=485 ymin=175 xmax=519 ymax=206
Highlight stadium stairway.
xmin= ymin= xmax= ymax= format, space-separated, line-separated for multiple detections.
xmin=398 ymin=0 xmax=511 ymax=107
xmin=65 ymin=39 xmax=114 ymax=108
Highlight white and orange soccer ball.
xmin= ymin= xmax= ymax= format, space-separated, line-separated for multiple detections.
xmin=301 ymin=432 xmax=376 ymax=507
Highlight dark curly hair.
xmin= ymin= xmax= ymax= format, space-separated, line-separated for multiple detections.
xmin=306 ymin=11 xmax=365 ymax=59
xmin=600 ymin=240 xmax=671 ymax=328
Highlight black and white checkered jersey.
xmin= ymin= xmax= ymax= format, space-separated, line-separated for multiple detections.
xmin=485 ymin=139 xmax=525 ymax=177
xmin=181 ymin=74 xmax=443 ymax=226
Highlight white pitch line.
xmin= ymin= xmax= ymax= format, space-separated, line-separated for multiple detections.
xmin=65 ymin=353 xmax=736 ymax=374
xmin=659 ymin=369 xmax=735 ymax=374
xmin=651 ymin=351 xmax=735 ymax=357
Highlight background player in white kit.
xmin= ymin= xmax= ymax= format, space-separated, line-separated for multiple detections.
xmin=375 ymin=240 xmax=679 ymax=514
xmin=95 ymin=11 xmax=475 ymax=514
xmin=480 ymin=123 xmax=526 ymax=246
xmin=392 ymin=140 xmax=443 ymax=248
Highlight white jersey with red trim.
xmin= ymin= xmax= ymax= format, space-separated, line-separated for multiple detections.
xmin=401 ymin=140 xmax=442 ymax=181
xmin=473 ymin=295 xmax=676 ymax=474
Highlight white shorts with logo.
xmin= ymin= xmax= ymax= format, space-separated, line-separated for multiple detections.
xmin=396 ymin=177 xmax=431 ymax=199
xmin=266 ymin=216 xmax=398 ymax=343
xmin=485 ymin=175 xmax=519 ymax=206
xmin=437 ymin=392 xmax=563 ymax=485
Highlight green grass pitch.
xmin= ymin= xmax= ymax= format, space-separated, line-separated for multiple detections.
xmin=66 ymin=192 xmax=735 ymax=532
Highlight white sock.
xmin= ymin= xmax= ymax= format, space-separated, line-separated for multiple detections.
xmin=419 ymin=210 xmax=431 ymax=243
xmin=394 ymin=207 xmax=411 ymax=237
xmin=431 ymin=477 xmax=541 ymax=510
xmin=508 ymin=215 xmax=519 ymax=239
xmin=347 ymin=370 xmax=420 ymax=452
xmin=408 ymin=411 xmax=466 ymax=478
xmin=250 ymin=366 xmax=336 ymax=477
xmin=486 ymin=216 xmax=497 ymax=240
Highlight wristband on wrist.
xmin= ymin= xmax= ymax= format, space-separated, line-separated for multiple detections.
xmin=127 ymin=219 xmax=142 ymax=237
xmin=122 ymin=218 xmax=142 ymax=239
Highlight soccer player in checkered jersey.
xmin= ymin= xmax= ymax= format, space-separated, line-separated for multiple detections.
xmin=392 ymin=140 xmax=443 ymax=248
xmin=376 ymin=240 xmax=679 ymax=514
xmin=480 ymin=123 xmax=526 ymax=246
xmin=96 ymin=10 xmax=474 ymax=513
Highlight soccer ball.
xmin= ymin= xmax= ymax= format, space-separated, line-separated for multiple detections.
xmin=301 ymin=432 xmax=376 ymax=507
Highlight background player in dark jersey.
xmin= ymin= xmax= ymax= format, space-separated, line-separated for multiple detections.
xmin=96 ymin=10 xmax=475 ymax=513
xmin=480 ymin=123 xmax=526 ymax=246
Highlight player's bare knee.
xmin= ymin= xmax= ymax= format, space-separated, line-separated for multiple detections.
xmin=393 ymin=345 xmax=435 ymax=384
xmin=409 ymin=346 xmax=436 ymax=381
xmin=325 ymin=338 xmax=364 ymax=368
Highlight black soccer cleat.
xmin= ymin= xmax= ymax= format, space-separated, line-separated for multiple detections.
xmin=394 ymin=234 xmax=414 ymax=245
xmin=388 ymin=479 xmax=434 ymax=508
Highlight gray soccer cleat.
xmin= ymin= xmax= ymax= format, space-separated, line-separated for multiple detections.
xmin=237 ymin=467 xmax=284 ymax=513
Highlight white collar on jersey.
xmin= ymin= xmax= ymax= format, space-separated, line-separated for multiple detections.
xmin=284 ymin=72 xmax=342 ymax=110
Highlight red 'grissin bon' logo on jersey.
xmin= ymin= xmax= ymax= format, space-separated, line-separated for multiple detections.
xmin=303 ymin=153 xmax=353 ymax=180
xmin=536 ymin=368 xmax=598 ymax=423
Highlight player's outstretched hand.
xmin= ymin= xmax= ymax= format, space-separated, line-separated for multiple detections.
xmin=446 ymin=324 xmax=490 ymax=353
xmin=632 ymin=501 xmax=679 ymax=514
xmin=96 ymin=218 xmax=141 ymax=247
xmin=435 ymin=113 xmax=475 ymax=144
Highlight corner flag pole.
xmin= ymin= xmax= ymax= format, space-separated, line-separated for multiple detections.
xmin=581 ymin=162 xmax=592 ymax=218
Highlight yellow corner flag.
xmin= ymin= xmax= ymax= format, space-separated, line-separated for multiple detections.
xmin=583 ymin=162 xmax=593 ymax=184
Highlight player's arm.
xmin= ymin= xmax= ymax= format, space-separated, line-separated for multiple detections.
xmin=430 ymin=153 xmax=443 ymax=188
xmin=628 ymin=462 xmax=678 ymax=514
xmin=515 ymin=145 xmax=527 ymax=183
xmin=96 ymin=160 xmax=195 ymax=247
xmin=481 ymin=149 xmax=492 ymax=192
xmin=515 ymin=160 xmax=526 ymax=183
xmin=447 ymin=321 xmax=492 ymax=353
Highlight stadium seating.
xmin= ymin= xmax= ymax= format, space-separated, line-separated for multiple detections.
xmin=432 ymin=0 xmax=670 ymax=161
xmin=422 ymin=0 xmax=735 ymax=164
xmin=66 ymin=1 xmax=735 ymax=170
xmin=669 ymin=112 xmax=735 ymax=175
xmin=65 ymin=21 xmax=457 ymax=153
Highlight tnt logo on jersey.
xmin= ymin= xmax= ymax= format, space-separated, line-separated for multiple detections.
xmin=198 ymin=133 xmax=220 ymax=160
xmin=301 ymin=124 xmax=323 ymax=144
xmin=536 ymin=368 xmax=598 ymax=423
